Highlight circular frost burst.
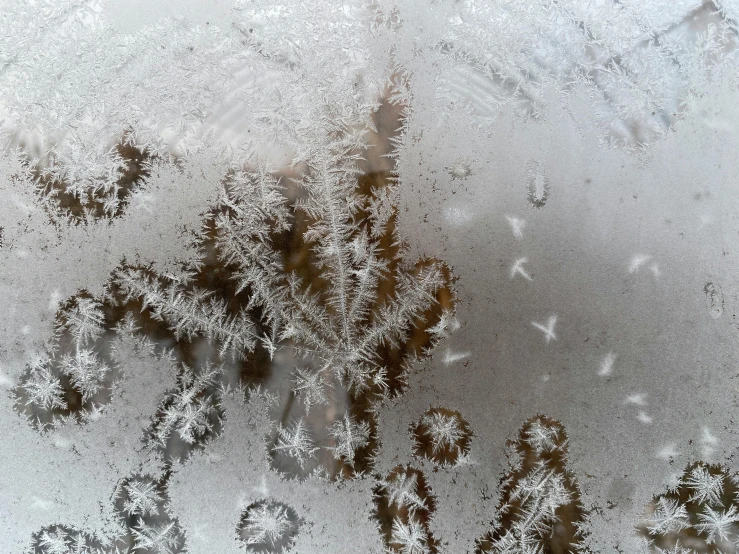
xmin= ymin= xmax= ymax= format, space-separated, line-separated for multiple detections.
xmin=412 ymin=407 xmax=472 ymax=467
xmin=237 ymin=499 xmax=302 ymax=554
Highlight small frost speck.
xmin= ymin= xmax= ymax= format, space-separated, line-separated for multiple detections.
xmin=447 ymin=160 xmax=472 ymax=180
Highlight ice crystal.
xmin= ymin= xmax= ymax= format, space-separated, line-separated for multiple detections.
xmin=5 ymin=0 xmax=739 ymax=553
xmin=476 ymin=416 xmax=587 ymax=554
xmin=272 ymin=418 xmax=318 ymax=471
xmin=412 ymin=407 xmax=472 ymax=467
xmin=33 ymin=525 xmax=103 ymax=554
xmin=237 ymin=500 xmax=301 ymax=554
xmin=638 ymin=462 xmax=739 ymax=553
xmin=374 ymin=465 xmax=438 ymax=554
xmin=326 ymin=414 xmax=371 ymax=468
xmin=120 ymin=478 xmax=162 ymax=519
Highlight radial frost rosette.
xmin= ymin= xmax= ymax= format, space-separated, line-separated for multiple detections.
xmin=411 ymin=407 xmax=472 ymax=467
xmin=237 ymin=499 xmax=302 ymax=554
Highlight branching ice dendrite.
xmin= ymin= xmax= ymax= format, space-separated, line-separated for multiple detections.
xmin=150 ymin=362 xmax=222 ymax=448
xmin=644 ymin=498 xmax=690 ymax=536
xmin=685 ymin=465 xmax=725 ymax=506
xmin=421 ymin=411 xmax=466 ymax=455
xmin=476 ymin=416 xmax=586 ymax=554
xmin=390 ymin=518 xmax=430 ymax=554
xmin=379 ymin=471 xmax=427 ymax=513
xmin=131 ymin=521 xmax=181 ymax=554
xmin=273 ymin=418 xmax=318 ymax=470
xmin=121 ymin=479 xmax=163 ymax=519
xmin=22 ymin=364 xmax=66 ymax=412
xmin=290 ymin=367 xmax=330 ymax=414
xmin=327 ymin=413 xmax=371 ymax=467
xmin=413 ymin=408 xmax=472 ymax=467
xmin=237 ymin=499 xmax=302 ymax=553
xmin=60 ymin=349 xmax=109 ymax=403
xmin=241 ymin=503 xmax=292 ymax=547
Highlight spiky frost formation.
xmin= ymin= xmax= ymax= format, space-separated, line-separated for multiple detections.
xmin=270 ymin=418 xmax=319 ymax=472
xmin=13 ymin=113 xmax=454 ymax=485
xmin=411 ymin=407 xmax=472 ymax=467
xmin=326 ymin=413 xmax=372 ymax=468
xmin=13 ymin=294 xmax=118 ymax=428
xmin=638 ymin=462 xmax=739 ymax=553
xmin=476 ymin=415 xmax=587 ymax=554
xmin=30 ymin=525 xmax=105 ymax=554
xmin=13 ymin=76 xmax=455 ymax=554
xmin=112 ymin=473 xmax=186 ymax=554
xmin=2 ymin=0 xmax=386 ymax=222
xmin=236 ymin=500 xmax=302 ymax=554
xmin=25 ymin=137 xmax=153 ymax=224
xmin=29 ymin=472 xmax=186 ymax=554
xmin=373 ymin=465 xmax=438 ymax=554
xmin=119 ymin=477 xmax=163 ymax=519
xmin=78 ymin=137 xmax=450 ymax=477
xmin=145 ymin=361 xmax=224 ymax=462
xmin=113 ymin=474 xmax=185 ymax=554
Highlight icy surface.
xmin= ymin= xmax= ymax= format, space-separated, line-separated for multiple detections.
xmin=3 ymin=1 xmax=739 ymax=553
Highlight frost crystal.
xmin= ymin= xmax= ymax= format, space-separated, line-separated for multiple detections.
xmin=412 ymin=407 xmax=472 ymax=467
xmin=374 ymin=466 xmax=437 ymax=554
xmin=5 ymin=0 xmax=739 ymax=552
xmin=21 ymin=364 xmax=66 ymax=412
xmin=131 ymin=521 xmax=181 ymax=554
xmin=273 ymin=418 xmax=318 ymax=470
xmin=326 ymin=414 xmax=371 ymax=467
xmin=237 ymin=500 xmax=301 ymax=554
xmin=644 ymin=498 xmax=690 ymax=537
xmin=121 ymin=479 xmax=163 ymax=518
xmin=638 ymin=462 xmax=739 ymax=553
xmin=476 ymin=416 xmax=586 ymax=554
xmin=390 ymin=518 xmax=430 ymax=554
xmin=149 ymin=362 xmax=221 ymax=448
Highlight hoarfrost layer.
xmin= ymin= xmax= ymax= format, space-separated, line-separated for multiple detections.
xmin=3 ymin=1 xmax=739 ymax=554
